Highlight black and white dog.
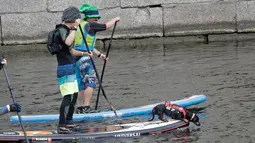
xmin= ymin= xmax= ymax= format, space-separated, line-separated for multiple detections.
xmin=148 ymin=102 xmax=200 ymax=126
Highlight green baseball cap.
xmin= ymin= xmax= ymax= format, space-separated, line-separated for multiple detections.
xmin=80 ymin=4 xmax=101 ymax=20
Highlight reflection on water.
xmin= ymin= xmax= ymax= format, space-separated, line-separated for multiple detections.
xmin=0 ymin=40 xmax=255 ymax=143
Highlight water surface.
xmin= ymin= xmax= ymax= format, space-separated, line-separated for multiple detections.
xmin=0 ymin=40 xmax=254 ymax=143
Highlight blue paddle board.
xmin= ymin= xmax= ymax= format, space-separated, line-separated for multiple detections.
xmin=10 ymin=94 xmax=206 ymax=123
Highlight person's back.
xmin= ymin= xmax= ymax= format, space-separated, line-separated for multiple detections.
xmin=52 ymin=6 xmax=84 ymax=134
xmin=55 ymin=24 xmax=75 ymax=66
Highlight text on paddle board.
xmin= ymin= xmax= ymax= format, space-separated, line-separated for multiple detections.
xmin=115 ymin=133 xmax=141 ymax=137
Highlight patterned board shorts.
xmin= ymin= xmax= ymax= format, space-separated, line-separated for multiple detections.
xmin=75 ymin=56 xmax=97 ymax=91
xmin=57 ymin=64 xmax=79 ymax=96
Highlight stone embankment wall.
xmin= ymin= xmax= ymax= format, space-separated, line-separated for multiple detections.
xmin=0 ymin=0 xmax=255 ymax=45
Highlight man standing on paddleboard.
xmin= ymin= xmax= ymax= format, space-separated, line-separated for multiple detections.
xmin=52 ymin=6 xmax=91 ymax=134
xmin=0 ymin=58 xmax=21 ymax=116
xmin=74 ymin=3 xmax=120 ymax=114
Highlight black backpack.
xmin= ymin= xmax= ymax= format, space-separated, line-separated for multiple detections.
xmin=47 ymin=27 xmax=63 ymax=55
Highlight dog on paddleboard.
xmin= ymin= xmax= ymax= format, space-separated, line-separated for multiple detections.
xmin=148 ymin=102 xmax=200 ymax=126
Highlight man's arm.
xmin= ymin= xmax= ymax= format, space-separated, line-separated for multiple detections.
xmin=88 ymin=17 xmax=120 ymax=34
xmin=105 ymin=17 xmax=120 ymax=29
xmin=0 ymin=105 xmax=9 ymax=116
xmin=87 ymin=22 xmax=107 ymax=34
xmin=71 ymin=48 xmax=93 ymax=57
xmin=0 ymin=58 xmax=7 ymax=70
xmin=0 ymin=104 xmax=21 ymax=116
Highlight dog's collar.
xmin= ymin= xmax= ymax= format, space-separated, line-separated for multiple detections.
xmin=190 ymin=113 xmax=195 ymax=121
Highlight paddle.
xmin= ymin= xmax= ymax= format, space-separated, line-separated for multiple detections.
xmin=78 ymin=25 xmax=118 ymax=117
xmin=2 ymin=66 xmax=30 ymax=143
xmin=95 ymin=22 xmax=117 ymax=110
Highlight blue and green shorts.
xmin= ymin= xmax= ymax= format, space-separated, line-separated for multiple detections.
xmin=75 ymin=56 xmax=97 ymax=91
xmin=57 ymin=64 xmax=78 ymax=96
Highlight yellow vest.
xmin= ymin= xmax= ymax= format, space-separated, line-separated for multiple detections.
xmin=74 ymin=21 xmax=96 ymax=52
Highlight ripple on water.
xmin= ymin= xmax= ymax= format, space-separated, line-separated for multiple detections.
xmin=1 ymin=41 xmax=255 ymax=142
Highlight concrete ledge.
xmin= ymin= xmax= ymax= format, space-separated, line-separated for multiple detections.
xmin=164 ymin=2 xmax=236 ymax=36
xmin=120 ymin=0 xmax=218 ymax=8
xmin=209 ymin=33 xmax=255 ymax=42
xmin=0 ymin=42 xmax=104 ymax=56
xmin=1 ymin=12 xmax=61 ymax=45
xmin=48 ymin=0 xmax=120 ymax=11
xmin=104 ymin=36 xmax=205 ymax=49
xmin=95 ymin=40 xmax=104 ymax=51
xmin=0 ymin=44 xmax=48 ymax=54
xmin=97 ymin=7 xmax=163 ymax=39
xmin=0 ymin=36 xmax=205 ymax=53
xmin=0 ymin=0 xmax=47 ymax=13
xmin=2 ymin=33 xmax=255 ymax=52
xmin=237 ymin=1 xmax=255 ymax=32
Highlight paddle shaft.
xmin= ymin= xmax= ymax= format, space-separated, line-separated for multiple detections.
xmin=78 ymin=25 xmax=117 ymax=117
xmin=3 ymin=66 xmax=30 ymax=143
xmin=95 ymin=22 xmax=117 ymax=110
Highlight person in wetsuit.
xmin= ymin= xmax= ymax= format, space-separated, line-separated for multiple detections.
xmin=53 ymin=6 xmax=94 ymax=134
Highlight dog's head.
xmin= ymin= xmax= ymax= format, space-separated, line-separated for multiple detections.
xmin=191 ymin=114 xmax=200 ymax=126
